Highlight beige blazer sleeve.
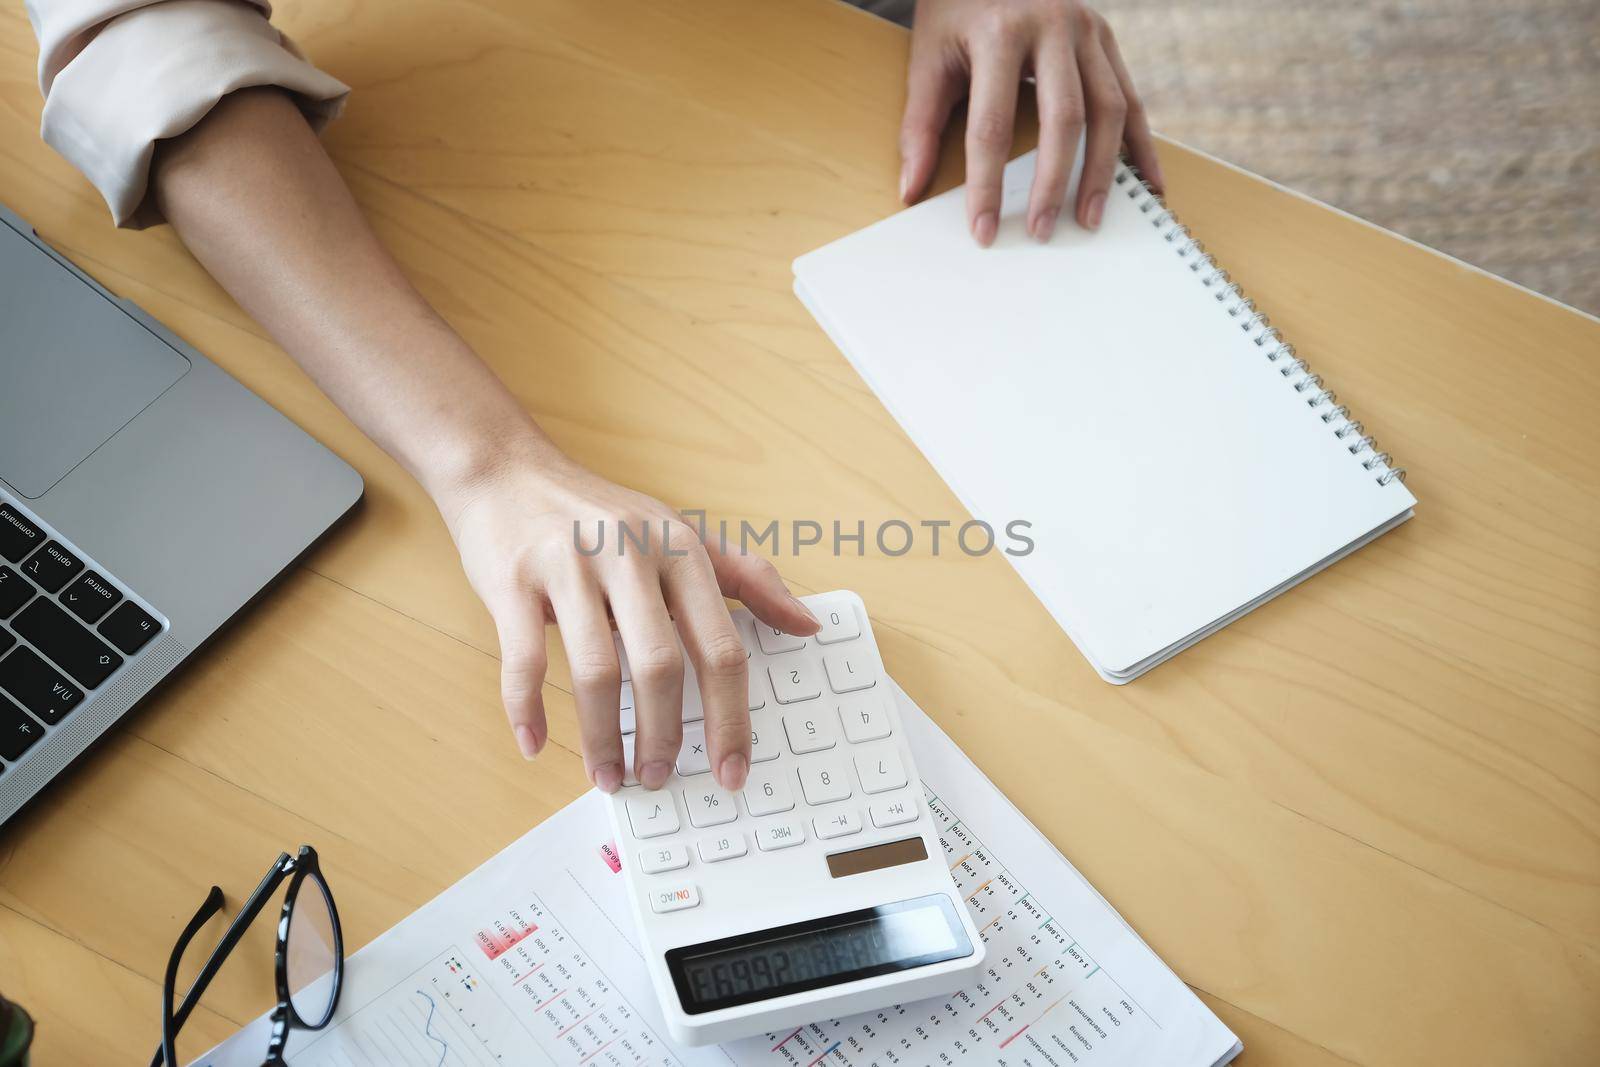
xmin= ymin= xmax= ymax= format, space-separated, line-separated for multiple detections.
xmin=25 ymin=0 xmax=350 ymax=228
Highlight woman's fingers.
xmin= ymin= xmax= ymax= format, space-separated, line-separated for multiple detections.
xmin=1027 ymin=25 xmax=1085 ymax=241
xmin=899 ymin=0 xmax=1155 ymax=243
xmin=963 ymin=26 xmax=1027 ymax=246
xmin=1073 ymin=27 xmax=1127 ymax=231
xmin=1100 ymin=25 xmax=1161 ymax=192
xmin=488 ymin=588 xmax=550 ymax=761
xmin=549 ymin=569 xmax=626 ymax=793
xmin=607 ymin=566 xmax=686 ymax=791
xmin=900 ymin=48 xmax=964 ymax=204
xmin=661 ymin=543 xmax=752 ymax=791
xmin=703 ymin=538 xmax=819 ymax=638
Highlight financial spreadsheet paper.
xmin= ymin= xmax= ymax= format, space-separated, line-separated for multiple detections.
xmin=196 ymin=682 xmax=1240 ymax=1067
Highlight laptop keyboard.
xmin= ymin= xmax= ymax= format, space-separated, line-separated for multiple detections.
xmin=0 ymin=498 xmax=164 ymax=774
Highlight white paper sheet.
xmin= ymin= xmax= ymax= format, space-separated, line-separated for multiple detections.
xmin=197 ymin=684 xmax=1240 ymax=1066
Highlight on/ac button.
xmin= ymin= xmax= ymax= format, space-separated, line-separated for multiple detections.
xmin=649 ymin=884 xmax=701 ymax=914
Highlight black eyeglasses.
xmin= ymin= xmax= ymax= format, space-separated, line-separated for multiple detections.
xmin=151 ymin=845 xmax=344 ymax=1067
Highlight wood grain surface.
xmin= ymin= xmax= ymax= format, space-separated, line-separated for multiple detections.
xmin=0 ymin=1 xmax=1596 ymax=1063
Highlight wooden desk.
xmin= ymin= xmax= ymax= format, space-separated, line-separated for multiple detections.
xmin=1 ymin=1 xmax=1597 ymax=1062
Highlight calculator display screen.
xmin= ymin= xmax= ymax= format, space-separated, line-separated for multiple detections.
xmin=666 ymin=894 xmax=971 ymax=1014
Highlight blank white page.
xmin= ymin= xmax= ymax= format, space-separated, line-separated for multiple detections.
xmin=794 ymin=152 xmax=1415 ymax=679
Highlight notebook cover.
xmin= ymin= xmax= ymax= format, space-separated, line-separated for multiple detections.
xmin=792 ymin=152 xmax=1416 ymax=678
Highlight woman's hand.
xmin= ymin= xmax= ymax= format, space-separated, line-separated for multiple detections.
xmin=147 ymin=90 xmax=817 ymax=797
xmin=899 ymin=0 xmax=1162 ymax=245
xmin=441 ymin=440 xmax=819 ymax=795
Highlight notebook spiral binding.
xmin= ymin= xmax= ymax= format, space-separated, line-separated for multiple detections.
xmin=1114 ymin=167 xmax=1407 ymax=487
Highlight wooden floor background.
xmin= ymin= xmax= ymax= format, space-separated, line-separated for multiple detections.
xmin=859 ymin=0 xmax=1600 ymax=315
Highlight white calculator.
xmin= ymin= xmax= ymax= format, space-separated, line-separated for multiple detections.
xmin=607 ymin=590 xmax=985 ymax=1046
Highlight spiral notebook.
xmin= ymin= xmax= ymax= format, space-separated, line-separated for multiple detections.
xmin=793 ymin=150 xmax=1416 ymax=682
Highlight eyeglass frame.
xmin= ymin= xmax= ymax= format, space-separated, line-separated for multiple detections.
xmin=151 ymin=844 xmax=344 ymax=1067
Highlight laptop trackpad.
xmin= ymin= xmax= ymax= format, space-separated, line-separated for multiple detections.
xmin=1 ymin=233 xmax=190 ymax=499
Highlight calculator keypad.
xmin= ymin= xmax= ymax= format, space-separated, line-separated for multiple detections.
xmin=855 ymin=747 xmax=909 ymax=794
xmin=683 ymin=785 xmax=737 ymax=828
xmin=698 ymin=833 xmax=747 ymax=863
xmin=625 ymin=791 xmax=680 ymax=838
xmin=838 ymin=692 xmax=892 ymax=743
xmin=815 ymin=809 xmax=863 ymax=839
xmin=782 ymin=709 xmax=837 ymax=753
xmin=639 ymin=843 xmax=690 ymax=874
xmin=756 ymin=822 xmax=806 ymax=851
xmin=798 ymin=757 xmax=852 ymax=805
xmin=822 ymin=650 xmax=875 ymax=692
xmin=769 ymin=661 xmax=823 ymax=703
xmin=612 ymin=595 xmax=923 ymax=916
xmin=743 ymin=765 xmax=796 ymax=816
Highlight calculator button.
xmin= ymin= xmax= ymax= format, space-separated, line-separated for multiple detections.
xmin=814 ymin=603 xmax=861 ymax=644
xmin=783 ymin=710 xmax=837 ymax=754
xmin=798 ymin=757 xmax=852 ymax=805
xmin=649 ymin=885 xmax=700 ymax=914
xmin=823 ymin=650 xmax=875 ymax=693
xmin=620 ymin=681 xmax=637 ymax=734
xmin=814 ymin=809 xmax=863 ymax=840
xmin=621 ymin=736 xmax=639 ymax=787
xmin=768 ymin=661 xmax=822 ymax=704
xmin=854 ymin=748 xmax=908 ymax=794
xmin=871 ymin=796 xmax=919 ymax=828
xmin=626 ymin=791 xmax=681 ymax=839
xmin=683 ymin=785 xmax=738 ymax=828
xmin=744 ymin=765 xmax=796 ymax=816
xmin=639 ymin=843 xmax=690 ymax=874
xmin=747 ymin=669 xmax=768 ymax=711
xmin=735 ymin=615 xmax=759 ymax=655
xmin=679 ymin=663 xmax=705 ymax=724
xmin=614 ymin=632 xmax=631 ymax=681
xmin=837 ymin=692 xmax=893 ymax=743
xmin=698 ymin=833 xmax=748 ymax=863
xmin=755 ymin=624 xmax=807 ymax=656
xmin=676 ymin=724 xmax=711 ymax=777
xmin=757 ymin=822 xmax=806 ymax=851
xmin=750 ymin=711 xmax=782 ymax=763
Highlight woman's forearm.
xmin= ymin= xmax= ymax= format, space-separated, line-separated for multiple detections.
xmin=149 ymin=87 xmax=546 ymax=504
xmin=147 ymin=86 xmax=813 ymax=789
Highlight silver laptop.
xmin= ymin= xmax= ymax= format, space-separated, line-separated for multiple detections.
xmin=0 ymin=205 xmax=363 ymax=825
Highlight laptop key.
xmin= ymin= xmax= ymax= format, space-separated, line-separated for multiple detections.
xmin=0 ymin=647 xmax=84 ymax=725
xmin=22 ymin=540 xmax=84 ymax=593
xmin=99 ymin=601 xmax=162 ymax=656
xmin=0 ymin=505 xmax=43 ymax=564
xmin=0 ymin=567 xmax=32 ymax=619
xmin=0 ymin=630 xmax=13 ymax=658
xmin=12 ymin=599 xmax=123 ymax=689
xmin=0 ymin=695 xmax=43 ymax=762
xmin=61 ymin=570 xmax=122 ymax=625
